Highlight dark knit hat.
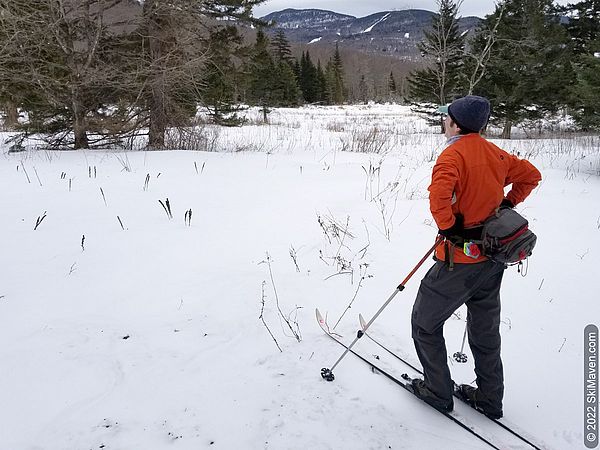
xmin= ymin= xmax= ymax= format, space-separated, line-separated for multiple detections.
xmin=439 ymin=95 xmax=491 ymax=133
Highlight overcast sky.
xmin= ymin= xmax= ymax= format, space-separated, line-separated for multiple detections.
xmin=253 ymin=0 xmax=572 ymax=19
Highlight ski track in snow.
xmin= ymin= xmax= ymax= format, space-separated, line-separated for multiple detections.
xmin=361 ymin=13 xmax=391 ymax=34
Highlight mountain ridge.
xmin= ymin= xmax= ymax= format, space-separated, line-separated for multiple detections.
xmin=259 ymin=8 xmax=481 ymax=60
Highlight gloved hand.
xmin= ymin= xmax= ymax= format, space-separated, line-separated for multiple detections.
xmin=438 ymin=214 xmax=464 ymax=238
xmin=500 ymin=198 xmax=514 ymax=209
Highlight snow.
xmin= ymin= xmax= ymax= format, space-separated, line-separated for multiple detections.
xmin=308 ymin=37 xmax=322 ymax=44
xmin=361 ymin=13 xmax=391 ymax=34
xmin=0 ymin=104 xmax=598 ymax=449
xmin=404 ymin=32 xmax=410 ymax=39
xmin=594 ymin=52 xmax=600 ymax=58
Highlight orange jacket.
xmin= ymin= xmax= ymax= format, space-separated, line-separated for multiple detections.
xmin=429 ymin=134 xmax=542 ymax=264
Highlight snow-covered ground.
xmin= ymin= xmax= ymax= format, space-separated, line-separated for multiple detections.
xmin=1 ymin=105 xmax=598 ymax=450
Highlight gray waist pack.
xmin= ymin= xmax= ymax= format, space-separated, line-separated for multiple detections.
xmin=481 ymin=208 xmax=537 ymax=264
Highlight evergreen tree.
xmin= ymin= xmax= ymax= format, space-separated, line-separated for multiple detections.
xmin=268 ymin=30 xmax=300 ymax=106
xmin=202 ymin=26 xmax=247 ymax=126
xmin=560 ymin=0 xmax=600 ymax=56
xmin=0 ymin=1 xmax=120 ymax=148
xmin=561 ymin=1 xmax=600 ymax=129
xmin=271 ymin=30 xmax=294 ymax=65
xmin=248 ymin=29 xmax=278 ymax=122
xmin=388 ymin=71 xmax=397 ymax=95
xmin=358 ymin=75 xmax=369 ymax=104
xmin=407 ymin=0 xmax=465 ymax=103
xmin=0 ymin=0 xmax=267 ymax=149
xmin=407 ymin=0 xmax=466 ymax=131
xmin=300 ymin=51 xmax=319 ymax=103
xmin=388 ymin=71 xmax=398 ymax=102
xmin=139 ymin=0 xmax=267 ymax=148
xmin=326 ymin=43 xmax=346 ymax=104
xmin=316 ymin=60 xmax=329 ymax=104
xmin=275 ymin=61 xmax=301 ymax=106
xmin=471 ymin=0 xmax=574 ymax=138
xmin=571 ymin=47 xmax=600 ymax=129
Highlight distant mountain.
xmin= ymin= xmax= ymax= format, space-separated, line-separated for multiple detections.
xmin=260 ymin=8 xmax=481 ymax=59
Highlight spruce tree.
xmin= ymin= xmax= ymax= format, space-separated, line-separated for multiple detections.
xmin=561 ymin=1 xmax=600 ymax=129
xmin=276 ymin=61 xmax=301 ymax=106
xmin=407 ymin=0 xmax=466 ymax=130
xmin=300 ymin=51 xmax=319 ymax=103
xmin=316 ymin=61 xmax=329 ymax=104
xmin=471 ymin=0 xmax=574 ymax=138
xmin=358 ymin=75 xmax=369 ymax=104
xmin=271 ymin=30 xmax=294 ymax=65
xmin=269 ymin=30 xmax=300 ymax=106
xmin=327 ymin=43 xmax=346 ymax=104
xmin=388 ymin=71 xmax=397 ymax=99
xmin=202 ymin=26 xmax=247 ymax=126
xmin=248 ymin=29 xmax=278 ymax=122
xmin=561 ymin=0 xmax=600 ymax=56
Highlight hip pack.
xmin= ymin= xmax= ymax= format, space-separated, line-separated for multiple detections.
xmin=481 ymin=208 xmax=537 ymax=264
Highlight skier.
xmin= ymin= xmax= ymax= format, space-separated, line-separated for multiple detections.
xmin=410 ymin=95 xmax=541 ymax=419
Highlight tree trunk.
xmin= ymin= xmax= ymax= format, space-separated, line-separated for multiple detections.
xmin=72 ymin=95 xmax=89 ymax=149
xmin=501 ymin=120 xmax=512 ymax=139
xmin=4 ymin=101 xmax=18 ymax=129
xmin=146 ymin=0 xmax=166 ymax=150
xmin=148 ymin=85 xmax=166 ymax=149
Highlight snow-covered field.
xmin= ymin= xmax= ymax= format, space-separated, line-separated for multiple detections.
xmin=1 ymin=105 xmax=598 ymax=450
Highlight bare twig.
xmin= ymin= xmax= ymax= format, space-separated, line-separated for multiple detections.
xmin=117 ymin=216 xmax=125 ymax=230
xmin=260 ymin=253 xmax=301 ymax=342
xmin=100 ymin=187 xmax=107 ymax=206
xmin=33 ymin=166 xmax=43 ymax=186
xmin=20 ymin=162 xmax=31 ymax=184
xmin=34 ymin=211 xmax=47 ymax=230
xmin=558 ymin=338 xmax=567 ymax=353
xmin=332 ymin=263 xmax=371 ymax=330
xmin=259 ymin=281 xmax=282 ymax=352
xmin=289 ymin=245 xmax=300 ymax=272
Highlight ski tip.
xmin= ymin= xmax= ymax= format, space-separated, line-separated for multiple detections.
xmin=316 ymin=308 xmax=323 ymax=322
xmin=359 ymin=313 xmax=366 ymax=329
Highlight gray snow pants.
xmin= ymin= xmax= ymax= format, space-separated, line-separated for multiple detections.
xmin=411 ymin=259 xmax=505 ymax=408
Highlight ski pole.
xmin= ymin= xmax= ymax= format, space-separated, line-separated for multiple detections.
xmin=321 ymin=236 xmax=444 ymax=381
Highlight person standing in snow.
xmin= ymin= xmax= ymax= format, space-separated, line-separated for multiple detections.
xmin=409 ymin=95 xmax=541 ymax=419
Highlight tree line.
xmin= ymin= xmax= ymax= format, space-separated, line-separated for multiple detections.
xmin=0 ymin=0 xmax=598 ymax=149
xmin=407 ymin=0 xmax=600 ymax=137
xmin=0 ymin=0 xmax=349 ymax=149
